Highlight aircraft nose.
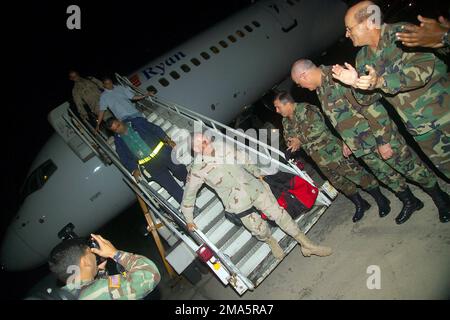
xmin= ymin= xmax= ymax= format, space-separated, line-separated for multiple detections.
xmin=1 ymin=228 xmax=45 ymax=271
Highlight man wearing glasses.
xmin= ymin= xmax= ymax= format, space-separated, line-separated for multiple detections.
xmin=333 ymin=1 xmax=450 ymax=182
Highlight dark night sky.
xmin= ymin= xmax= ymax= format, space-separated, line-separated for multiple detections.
xmin=4 ymin=0 xmax=252 ymax=227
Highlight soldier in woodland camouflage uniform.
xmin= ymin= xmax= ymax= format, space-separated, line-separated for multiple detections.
xmin=180 ymin=133 xmax=332 ymax=260
xmin=331 ymin=1 xmax=450 ymax=223
xmin=332 ymin=1 xmax=450 ymax=178
xmin=49 ymin=234 xmax=160 ymax=300
xmin=274 ymin=92 xmax=384 ymax=223
xmin=291 ymin=60 xmax=449 ymax=224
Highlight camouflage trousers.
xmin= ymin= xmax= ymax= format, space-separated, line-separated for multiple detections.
xmin=414 ymin=121 xmax=450 ymax=180
xmin=307 ymin=140 xmax=379 ymax=196
xmin=359 ymin=130 xmax=437 ymax=193
xmin=240 ymin=181 xmax=301 ymax=242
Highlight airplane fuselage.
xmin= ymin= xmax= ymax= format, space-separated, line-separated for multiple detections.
xmin=1 ymin=0 xmax=347 ymax=271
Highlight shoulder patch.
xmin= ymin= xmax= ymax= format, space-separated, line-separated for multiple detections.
xmin=108 ymin=275 xmax=121 ymax=289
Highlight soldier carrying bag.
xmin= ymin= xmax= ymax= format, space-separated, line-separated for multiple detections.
xmin=224 ymin=171 xmax=318 ymax=227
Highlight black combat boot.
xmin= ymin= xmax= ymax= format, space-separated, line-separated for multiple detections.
xmin=367 ymin=187 xmax=391 ymax=218
xmin=423 ymin=183 xmax=450 ymax=223
xmin=348 ymin=193 xmax=371 ymax=223
xmin=395 ymin=187 xmax=424 ymax=225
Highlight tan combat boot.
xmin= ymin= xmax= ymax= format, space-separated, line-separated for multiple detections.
xmin=265 ymin=236 xmax=285 ymax=260
xmin=294 ymin=232 xmax=332 ymax=257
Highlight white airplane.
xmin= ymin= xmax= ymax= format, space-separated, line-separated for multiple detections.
xmin=1 ymin=0 xmax=347 ymax=271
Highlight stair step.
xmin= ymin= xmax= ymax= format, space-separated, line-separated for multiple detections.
xmin=205 ymin=218 xmax=235 ymax=245
xmin=195 ymin=189 xmax=216 ymax=209
xmin=230 ymin=236 xmax=259 ymax=265
xmin=238 ymin=242 xmax=271 ymax=277
xmin=161 ymin=121 xmax=172 ymax=131
xmin=194 ymin=200 xmax=223 ymax=230
xmin=215 ymin=224 xmax=242 ymax=250
xmin=147 ymin=113 xmax=158 ymax=122
xmin=238 ymin=228 xmax=292 ymax=278
xmin=221 ymin=228 xmax=252 ymax=258
xmin=154 ymin=118 xmax=165 ymax=126
xmin=201 ymin=210 xmax=226 ymax=234
xmin=167 ymin=127 xmax=180 ymax=139
xmin=247 ymin=236 xmax=296 ymax=283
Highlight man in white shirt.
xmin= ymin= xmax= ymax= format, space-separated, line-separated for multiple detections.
xmin=96 ymin=77 xmax=151 ymax=131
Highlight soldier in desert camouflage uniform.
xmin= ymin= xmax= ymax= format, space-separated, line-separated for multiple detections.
xmin=49 ymin=234 xmax=160 ymax=300
xmin=291 ymin=60 xmax=449 ymax=224
xmin=180 ymin=132 xmax=332 ymax=260
xmin=69 ymin=70 xmax=104 ymax=122
xmin=274 ymin=91 xmax=384 ymax=223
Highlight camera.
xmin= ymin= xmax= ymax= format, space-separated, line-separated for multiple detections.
xmin=86 ymin=237 xmax=106 ymax=265
xmin=57 ymin=224 xmax=107 ymax=268
xmin=86 ymin=237 xmax=100 ymax=250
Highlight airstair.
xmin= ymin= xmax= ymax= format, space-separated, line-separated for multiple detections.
xmin=62 ymin=74 xmax=338 ymax=296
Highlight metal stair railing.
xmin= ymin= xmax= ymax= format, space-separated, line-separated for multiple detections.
xmin=62 ymin=106 xmax=256 ymax=291
xmin=115 ymin=73 xmax=333 ymax=207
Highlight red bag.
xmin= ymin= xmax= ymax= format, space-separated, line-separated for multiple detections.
xmin=261 ymin=172 xmax=318 ymax=220
xmin=288 ymin=176 xmax=318 ymax=209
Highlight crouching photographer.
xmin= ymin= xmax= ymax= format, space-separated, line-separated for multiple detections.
xmin=48 ymin=234 xmax=160 ymax=300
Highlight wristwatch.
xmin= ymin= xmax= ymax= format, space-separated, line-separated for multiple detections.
xmin=112 ymin=251 xmax=122 ymax=263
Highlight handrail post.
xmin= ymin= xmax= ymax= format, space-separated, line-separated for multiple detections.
xmin=136 ymin=194 xmax=178 ymax=280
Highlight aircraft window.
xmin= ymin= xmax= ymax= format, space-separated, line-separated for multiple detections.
xmin=228 ymin=35 xmax=237 ymax=43
xmin=170 ymin=71 xmax=180 ymax=80
xmin=244 ymin=25 xmax=253 ymax=33
xmin=191 ymin=58 xmax=201 ymax=66
xmin=252 ymin=21 xmax=261 ymax=28
xmin=236 ymin=30 xmax=245 ymax=38
xmin=181 ymin=64 xmax=191 ymax=73
xmin=201 ymin=52 xmax=211 ymax=60
xmin=219 ymin=40 xmax=228 ymax=48
xmin=20 ymin=160 xmax=57 ymax=202
xmin=159 ymin=78 xmax=170 ymax=87
xmin=210 ymin=46 xmax=220 ymax=54
xmin=146 ymin=85 xmax=158 ymax=94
